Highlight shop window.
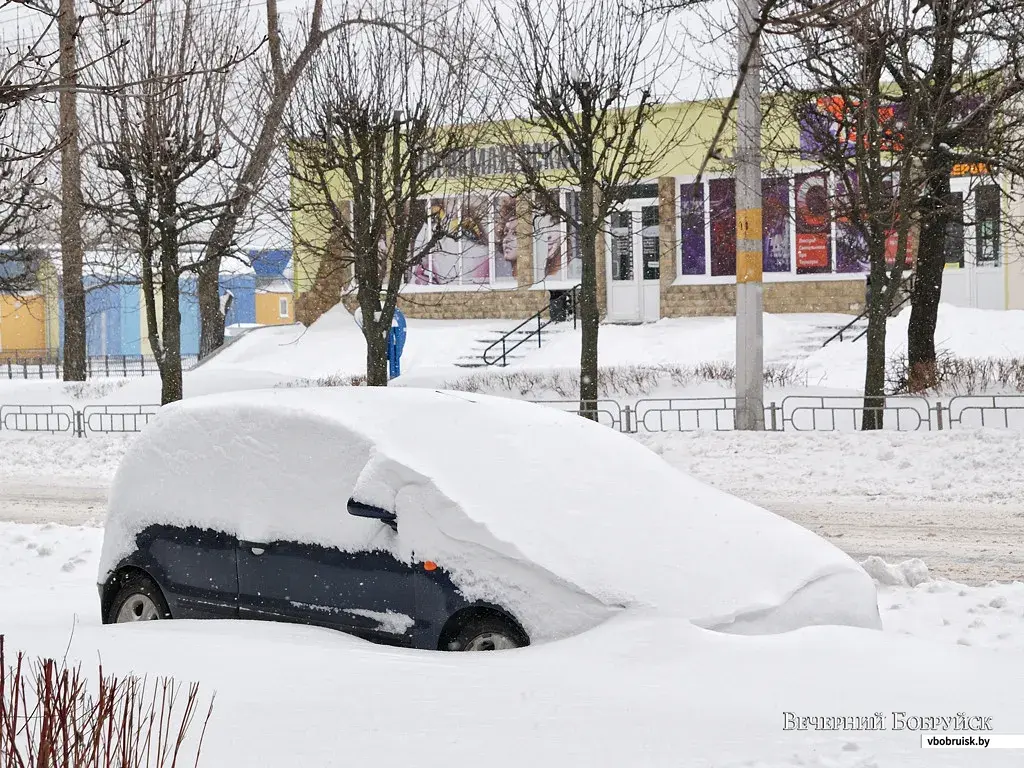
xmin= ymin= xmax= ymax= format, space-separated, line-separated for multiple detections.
xmin=493 ymin=195 xmax=519 ymax=283
xmin=944 ymin=191 xmax=965 ymax=267
xmin=640 ymin=205 xmax=660 ymax=280
xmin=407 ymin=196 xmax=490 ymax=285
xmin=976 ymin=184 xmax=1000 ymax=265
xmin=762 ymin=177 xmax=791 ymax=273
xmin=679 ymin=182 xmax=706 ymax=276
xmin=532 ymin=190 xmax=580 ymax=283
xmin=610 ymin=211 xmax=633 ymax=281
xmin=709 ymin=178 xmax=736 ymax=277
xmin=533 ymin=211 xmax=563 ymax=282
xmin=794 ymin=172 xmax=832 ymax=274
xmin=565 ymin=191 xmax=582 ymax=280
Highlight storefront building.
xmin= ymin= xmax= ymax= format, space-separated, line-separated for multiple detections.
xmin=292 ymin=100 xmax=1016 ymax=324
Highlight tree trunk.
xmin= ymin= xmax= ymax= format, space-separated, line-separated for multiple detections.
xmin=574 ymin=177 xmax=600 ymax=418
xmin=197 ymin=262 xmax=223 ymax=358
xmin=356 ymin=271 xmax=388 ymax=386
xmin=364 ymin=325 xmax=389 ymax=386
xmin=160 ymin=271 xmax=183 ymax=404
xmin=862 ymin=216 xmax=898 ymax=429
xmin=159 ymin=201 xmax=184 ymax=404
xmin=862 ymin=278 xmax=888 ymax=430
xmin=58 ymin=0 xmax=86 ymax=381
xmin=907 ymin=159 xmax=951 ymax=392
xmin=578 ymin=222 xmax=599 ymax=418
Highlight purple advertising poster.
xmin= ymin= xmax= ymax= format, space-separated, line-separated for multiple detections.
xmin=762 ymin=177 xmax=790 ymax=272
xmin=709 ymin=178 xmax=736 ymax=277
xmin=835 ymin=172 xmax=869 ymax=274
xmin=836 ymin=223 xmax=869 ymax=273
xmin=679 ymin=182 xmax=706 ymax=275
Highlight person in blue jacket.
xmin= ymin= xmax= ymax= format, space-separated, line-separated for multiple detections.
xmin=384 ymin=291 xmax=407 ymax=379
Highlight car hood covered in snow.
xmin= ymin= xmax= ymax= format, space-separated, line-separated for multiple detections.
xmin=101 ymin=387 xmax=879 ymax=641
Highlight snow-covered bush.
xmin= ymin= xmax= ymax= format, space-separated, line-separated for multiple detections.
xmin=442 ymin=362 xmax=807 ymax=398
xmin=886 ymin=352 xmax=1024 ymax=395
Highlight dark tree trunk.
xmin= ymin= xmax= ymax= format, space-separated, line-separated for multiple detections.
xmin=862 ymin=276 xmax=889 ymax=430
xmin=364 ymin=326 xmax=389 ymax=386
xmin=578 ymin=184 xmax=599 ymax=419
xmin=159 ymin=268 xmax=183 ymax=404
xmin=356 ymin=270 xmax=388 ymax=386
xmin=862 ymin=221 xmax=896 ymax=430
xmin=197 ymin=261 xmax=224 ymax=358
xmin=907 ymin=161 xmax=951 ymax=392
xmin=58 ymin=0 xmax=86 ymax=381
xmin=158 ymin=198 xmax=184 ymax=405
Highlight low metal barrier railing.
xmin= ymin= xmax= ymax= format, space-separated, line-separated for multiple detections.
xmin=4 ymin=393 xmax=1024 ymax=437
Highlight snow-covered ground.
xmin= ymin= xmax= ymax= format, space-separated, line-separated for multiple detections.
xmin=3 ymin=519 xmax=1024 ymax=768
xmin=5 ymin=306 xmax=1024 ymax=766
xmin=6 ymin=303 xmax=1024 ymax=407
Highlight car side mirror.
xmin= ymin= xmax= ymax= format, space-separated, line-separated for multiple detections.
xmin=347 ymin=498 xmax=397 ymax=531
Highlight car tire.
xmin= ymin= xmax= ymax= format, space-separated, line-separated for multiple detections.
xmin=106 ymin=572 xmax=171 ymax=624
xmin=448 ymin=615 xmax=528 ymax=651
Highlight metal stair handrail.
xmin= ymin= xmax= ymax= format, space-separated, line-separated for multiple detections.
xmin=482 ymin=284 xmax=581 ymax=367
xmin=821 ymin=272 xmax=915 ymax=348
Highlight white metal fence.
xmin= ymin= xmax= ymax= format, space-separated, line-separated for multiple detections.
xmin=1 ymin=394 xmax=1023 ymax=437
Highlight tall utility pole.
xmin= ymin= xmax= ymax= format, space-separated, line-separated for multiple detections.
xmin=58 ymin=0 xmax=87 ymax=381
xmin=734 ymin=0 xmax=764 ymax=430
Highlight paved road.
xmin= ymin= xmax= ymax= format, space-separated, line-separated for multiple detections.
xmin=750 ymin=496 xmax=1024 ymax=585
xmin=2 ymin=480 xmax=1022 ymax=585
xmin=1 ymin=481 xmax=108 ymax=526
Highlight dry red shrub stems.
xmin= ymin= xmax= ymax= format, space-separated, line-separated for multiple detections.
xmin=0 ymin=636 xmax=213 ymax=768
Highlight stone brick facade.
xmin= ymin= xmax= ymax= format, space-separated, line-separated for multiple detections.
xmin=660 ymin=280 xmax=866 ymax=317
xmin=341 ymin=288 xmax=549 ymax=320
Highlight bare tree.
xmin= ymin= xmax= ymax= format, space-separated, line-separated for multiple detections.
xmin=0 ymin=6 xmax=60 ymax=298
xmin=886 ymin=0 xmax=1024 ymax=391
xmin=83 ymin=0 xmax=255 ymax=403
xmin=195 ymin=0 xmax=446 ymax=359
xmin=287 ymin=0 xmax=485 ymax=385
xmin=761 ymin=1 xmax=924 ymax=427
xmin=487 ymin=0 xmax=681 ymax=417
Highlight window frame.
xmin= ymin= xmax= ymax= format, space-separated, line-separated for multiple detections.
xmin=673 ymin=170 xmax=874 ymax=285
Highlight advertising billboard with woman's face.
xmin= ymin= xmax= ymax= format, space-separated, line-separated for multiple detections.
xmin=794 ymin=173 xmax=831 ymax=274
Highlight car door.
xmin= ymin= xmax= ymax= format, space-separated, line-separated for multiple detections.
xmin=235 ymin=538 xmax=420 ymax=646
xmin=137 ymin=524 xmax=239 ymax=619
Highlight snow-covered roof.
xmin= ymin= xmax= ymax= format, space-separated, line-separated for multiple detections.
xmin=256 ymin=278 xmax=293 ymax=294
xmin=101 ymin=387 xmax=878 ymax=641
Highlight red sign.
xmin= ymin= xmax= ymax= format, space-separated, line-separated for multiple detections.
xmin=885 ymin=230 xmax=914 ymax=268
xmin=796 ymin=233 xmax=830 ymax=269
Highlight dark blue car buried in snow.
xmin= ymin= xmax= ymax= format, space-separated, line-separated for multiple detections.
xmin=98 ymin=388 xmax=881 ymax=652
xmin=100 ymin=500 xmax=529 ymax=652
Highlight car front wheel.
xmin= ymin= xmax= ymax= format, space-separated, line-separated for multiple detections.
xmin=107 ymin=573 xmax=171 ymax=624
xmin=448 ymin=615 xmax=527 ymax=651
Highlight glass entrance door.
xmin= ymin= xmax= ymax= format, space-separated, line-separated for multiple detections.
xmin=606 ymin=203 xmax=661 ymax=323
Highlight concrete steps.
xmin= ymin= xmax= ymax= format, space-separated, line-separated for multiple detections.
xmin=453 ymin=326 xmax=567 ymax=368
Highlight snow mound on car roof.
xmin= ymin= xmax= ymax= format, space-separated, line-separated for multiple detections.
xmin=100 ymin=387 xmax=879 ymax=640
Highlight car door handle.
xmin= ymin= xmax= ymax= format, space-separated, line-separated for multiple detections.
xmin=250 ymin=547 xmax=265 ymax=556
xmin=239 ymin=541 xmax=268 ymax=556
